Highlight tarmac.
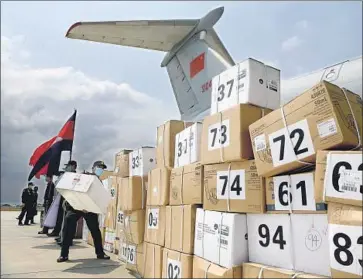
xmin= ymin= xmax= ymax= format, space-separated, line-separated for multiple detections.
xmin=1 ymin=211 xmax=135 ymax=278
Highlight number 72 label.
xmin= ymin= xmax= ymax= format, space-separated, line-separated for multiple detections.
xmin=268 ymin=119 xmax=315 ymax=167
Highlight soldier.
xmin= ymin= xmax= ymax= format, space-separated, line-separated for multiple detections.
xmin=29 ymin=186 xmax=39 ymax=224
xmin=57 ymin=160 xmax=110 ymax=263
xmin=17 ymin=182 xmax=34 ymax=226
xmin=38 ymin=175 xmax=55 ymax=234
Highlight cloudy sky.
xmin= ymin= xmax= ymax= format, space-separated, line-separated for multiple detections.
xmin=1 ymin=1 xmax=362 ymax=203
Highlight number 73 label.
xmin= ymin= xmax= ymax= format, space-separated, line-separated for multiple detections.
xmin=268 ymin=119 xmax=315 ymax=167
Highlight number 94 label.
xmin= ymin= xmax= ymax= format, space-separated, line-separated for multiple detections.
xmin=329 ymin=224 xmax=362 ymax=276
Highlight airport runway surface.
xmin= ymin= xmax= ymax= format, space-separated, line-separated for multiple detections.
xmin=1 ymin=211 xmax=134 ymax=278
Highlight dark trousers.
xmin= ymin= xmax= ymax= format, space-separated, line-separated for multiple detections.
xmin=41 ymin=202 xmax=51 ymax=233
xmin=52 ymin=197 xmax=64 ymax=234
xmin=61 ymin=210 xmax=104 ymax=258
xmin=18 ymin=204 xmax=32 ymax=224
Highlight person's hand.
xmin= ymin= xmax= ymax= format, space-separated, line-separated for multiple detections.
xmin=21 ymin=203 xmax=25 ymax=207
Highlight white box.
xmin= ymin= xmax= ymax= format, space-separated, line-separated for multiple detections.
xmin=129 ymin=146 xmax=156 ymax=177
xmin=174 ymin=123 xmax=202 ymax=168
xmin=56 ymin=172 xmax=111 ymax=214
xmin=291 ymin=214 xmax=331 ymax=276
xmin=211 ymin=58 xmax=280 ymax=114
xmin=82 ymin=219 xmax=89 ymax=241
xmin=194 ymin=208 xmax=248 ymax=268
xmin=247 ymin=214 xmax=293 ymax=270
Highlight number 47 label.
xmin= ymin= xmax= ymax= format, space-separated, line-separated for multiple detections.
xmin=269 ymin=119 xmax=315 ymax=167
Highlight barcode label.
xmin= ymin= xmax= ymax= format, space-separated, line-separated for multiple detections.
xmin=341 ymin=186 xmax=357 ymax=192
xmin=220 ymin=239 xmax=228 ymax=245
xmin=254 ymin=134 xmax=267 ymax=152
xmin=317 ymin=118 xmax=337 ymax=138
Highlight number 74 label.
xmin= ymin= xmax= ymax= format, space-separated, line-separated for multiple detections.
xmin=269 ymin=119 xmax=315 ymax=167
xmin=217 ymin=170 xmax=246 ymax=200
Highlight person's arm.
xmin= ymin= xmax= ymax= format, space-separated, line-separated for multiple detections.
xmin=21 ymin=189 xmax=26 ymax=204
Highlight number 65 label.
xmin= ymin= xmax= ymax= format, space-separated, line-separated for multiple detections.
xmin=329 ymin=224 xmax=362 ymax=276
xmin=269 ymin=119 xmax=315 ymax=167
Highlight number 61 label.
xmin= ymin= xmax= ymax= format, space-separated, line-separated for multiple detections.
xmin=269 ymin=119 xmax=315 ymax=167
xmin=329 ymin=224 xmax=362 ymax=276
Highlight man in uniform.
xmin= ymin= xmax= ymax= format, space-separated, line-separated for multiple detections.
xmin=17 ymin=182 xmax=34 ymax=226
xmin=29 ymin=186 xmax=39 ymax=224
xmin=38 ymin=175 xmax=55 ymax=234
xmin=57 ymin=160 xmax=110 ymax=262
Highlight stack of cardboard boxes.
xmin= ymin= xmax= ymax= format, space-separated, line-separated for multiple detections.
xmin=81 ymin=57 xmax=361 ymax=279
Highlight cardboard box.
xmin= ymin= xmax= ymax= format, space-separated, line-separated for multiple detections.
xmin=129 ymin=147 xmax=156 ymax=177
xmin=266 ymin=171 xmax=327 ymax=213
xmin=88 ymin=227 xmax=105 ymax=247
xmin=147 ymin=167 xmax=171 ymax=206
xmin=203 ymin=160 xmax=265 ymax=213
xmin=194 ymin=208 xmax=248 ymax=268
xmin=316 ymin=150 xmax=362 ymax=207
xmin=249 ymin=81 xmax=362 ymax=177
xmin=103 ymin=176 xmax=118 ymax=230
xmin=156 ymin=120 xmax=194 ymax=168
xmin=328 ymin=202 xmax=362 ymax=278
xmin=144 ymin=206 xmax=166 ymax=246
xmin=56 ymin=172 xmax=111 ymax=214
xmin=143 ymin=242 xmax=163 ymax=278
xmin=211 ymin=58 xmax=281 ymax=113
xmin=162 ymin=248 xmax=193 ymax=279
xmin=119 ymin=176 xmax=146 ymax=211
xmin=103 ymin=228 xmax=116 ymax=253
xmin=291 ymin=214 xmax=331 ymax=276
xmin=165 ymin=205 xmax=198 ymax=254
xmin=174 ymin=123 xmax=203 ymax=168
xmin=247 ymin=213 xmax=294 ymax=270
xmin=170 ymin=162 xmax=203 ymax=205
xmin=114 ymin=149 xmax=132 ymax=177
xmin=119 ymin=239 xmax=144 ymax=276
xmin=116 ymin=210 xmax=145 ymax=245
xmin=202 ymin=104 xmax=271 ymax=165
xmin=193 ymin=256 xmax=242 ymax=278
xmin=243 ymin=262 xmax=329 ymax=278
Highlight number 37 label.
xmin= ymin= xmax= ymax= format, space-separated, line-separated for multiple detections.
xmin=329 ymin=224 xmax=362 ymax=276
xmin=269 ymin=119 xmax=315 ymax=167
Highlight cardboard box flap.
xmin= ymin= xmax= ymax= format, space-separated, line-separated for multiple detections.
xmin=193 ymin=256 xmax=242 ymax=278
xmin=328 ymin=202 xmax=362 ymax=226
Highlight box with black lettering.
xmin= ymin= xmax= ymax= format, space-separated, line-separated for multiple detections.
xmin=203 ymin=160 xmax=265 ymax=213
xmin=327 ymin=202 xmax=362 ymax=278
xmin=265 ymin=170 xmax=327 ymax=213
xmin=249 ymin=81 xmax=362 ymax=177
xmin=118 ymin=238 xmax=144 ymax=277
xmin=247 ymin=213 xmax=331 ymax=276
xmin=211 ymin=58 xmax=281 ymax=113
xmin=201 ymin=104 xmax=271 ymax=165
xmin=162 ymin=248 xmax=193 ymax=279
xmin=315 ymin=150 xmax=362 ymax=207
xmin=144 ymin=205 xmax=166 ymax=246
xmin=129 ymin=146 xmax=156 ymax=177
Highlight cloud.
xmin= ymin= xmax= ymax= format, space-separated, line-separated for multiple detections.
xmin=1 ymin=34 xmax=179 ymax=203
xmin=296 ymin=20 xmax=308 ymax=30
xmin=281 ymin=36 xmax=303 ymax=52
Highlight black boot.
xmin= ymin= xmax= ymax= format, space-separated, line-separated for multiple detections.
xmin=18 ymin=222 xmax=24 ymax=226
xmin=97 ymin=254 xmax=110 ymax=260
xmin=57 ymin=256 xmax=68 ymax=263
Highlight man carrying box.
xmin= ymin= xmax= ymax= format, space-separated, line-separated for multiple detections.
xmin=57 ymin=160 xmax=110 ymax=263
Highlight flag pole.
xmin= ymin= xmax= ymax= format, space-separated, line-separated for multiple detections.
xmin=69 ymin=109 xmax=77 ymax=161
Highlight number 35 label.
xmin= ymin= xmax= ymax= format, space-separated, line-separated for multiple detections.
xmin=217 ymin=170 xmax=246 ymax=200
xmin=329 ymin=224 xmax=362 ymax=276
xmin=269 ymin=119 xmax=315 ymax=167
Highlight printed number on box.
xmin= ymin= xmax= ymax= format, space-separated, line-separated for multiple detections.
xmin=167 ymin=259 xmax=182 ymax=279
xmin=117 ymin=211 xmax=124 ymax=224
xmin=324 ymin=154 xmax=363 ymax=201
xmin=217 ymin=170 xmax=246 ymax=200
xmin=148 ymin=208 xmax=159 ymax=229
xmin=131 ymin=153 xmax=140 ymax=170
xmin=329 ymin=224 xmax=362 ymax=276
xmin=268 ymin=119 xmax=315 ymax=167
xmin=208 ymin=119 xmax=230 ymax=150
xmin=273 ymin=173 xmax=316 ymax=211
xmin=121 ymin=243 xmax=136 ymax=265
xmin=177 ymin=138 xmax=188 ymax=158
xmin=217 ymin=78 xmax=235 ymax=102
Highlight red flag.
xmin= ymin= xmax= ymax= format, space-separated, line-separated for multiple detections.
xmin=190 ymin=52 xmax=205 ymax=79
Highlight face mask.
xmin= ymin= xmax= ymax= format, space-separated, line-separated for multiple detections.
xmin=95 ymin=167 xmax=104 ymax=177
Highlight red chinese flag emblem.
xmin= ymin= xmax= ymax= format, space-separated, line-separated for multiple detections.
xmin=190 ymin=53 xmax=205 ymax=79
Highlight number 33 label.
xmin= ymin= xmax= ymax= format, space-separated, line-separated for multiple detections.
xmin=269 ymin=119 xmax=315 ymax=167
xmin=329 ymin=224 xmax=362 ymax=276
